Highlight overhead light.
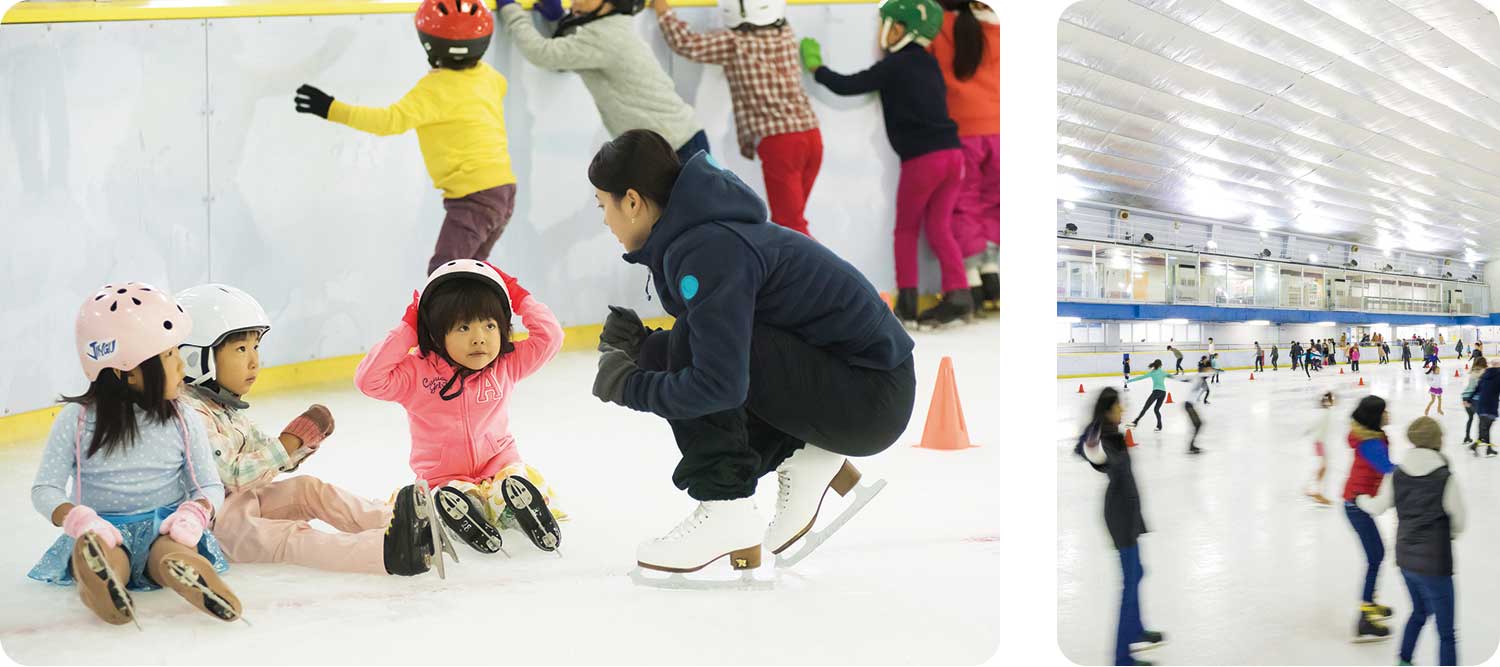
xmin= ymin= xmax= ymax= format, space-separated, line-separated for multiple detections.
xmin=1314 ymin=321 xmax=1337 ymax=326
xmin=1259 ymin=231 xmax=1269 ymax=240
xmin=1372 ymin=323 xmax=1390 ymax=328
xmin=1058 ymin=316 xmax=1081 ymax=324
xmin=1243 ymin=320 xmax=1271 ymax=326
xmin=1063 ymin=201 xmax=1077 ymax=210
xmin=1206 ymin=240 xmax=1219 ymax=249
xmin=1384 ymin=249 xmax=1393 ymax=258
xmin=1418 ymin=268 xmax=1426 ymax=275
xmin=1160 ymin=318 xmax=1188 ymax=325
xmin=1309 ymin=253 xmax=1319 ymax=262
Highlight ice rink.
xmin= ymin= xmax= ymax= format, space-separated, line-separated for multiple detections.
xmin=0 ymin=320 xmax=999 ymax=665
xmin=1057 ymin=356 xmax=1500 ymax=665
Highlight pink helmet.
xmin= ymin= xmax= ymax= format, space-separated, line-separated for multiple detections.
xmin=76 ymin=282 xmax=193 ymax=381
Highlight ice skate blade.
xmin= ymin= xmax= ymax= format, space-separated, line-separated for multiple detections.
xmin=80 ymin=533 xmax=141 ymax=631
xmin=1350 ymin=634 xmax=1391 ymax=644
xmin=415 ymin=481 xmax=455 ymax=579
xmin=629 ymin=567 xmax=775 ymax=591
xmin=775 ymin=478 xmax=887 ymax=568
xmin=163 ymin=559 xmax=243 ymax=623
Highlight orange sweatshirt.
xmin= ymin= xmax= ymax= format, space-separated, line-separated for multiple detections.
xmin=929 ymin=9 xmax=999 ymax=138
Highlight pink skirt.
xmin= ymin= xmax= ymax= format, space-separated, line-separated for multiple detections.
xmin=1430 ymin=387 xmax=1444 ymax=396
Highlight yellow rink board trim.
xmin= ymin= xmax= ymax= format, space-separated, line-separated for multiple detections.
xmin=3 ymin=0 xmax=874 ymax=24
xmin=0 ymin=316 xmax=674 ymax=446
xmin=1059 ymin=363 xmax=1369 ymax=379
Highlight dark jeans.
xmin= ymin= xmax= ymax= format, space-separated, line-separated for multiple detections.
xmin=1465 ymin=405 xmax=1476 ymax=441
xmin=1115 ymin=545 xmax=1145 ymax=666
xmin=1405 ymin=358 xmax=1412 ymax=370
xmin=1481 ymin=415 xmax=1495 ymax=445
xmin=1352 ymin=359 xmax=1360 ymax=371
xmin=1174 ymin=359 xmax=1183 ymax=374
xmin=1344 ymin=501 xmax=1385 ymax=603
xmin=637 ymin=322 xmax=917 ymax=500
xmin=1255 ymin=357 xmax=1264 ymax=371
xmin=675 ymin=130 xmax=711 ymax=163
xmin=1400 ymin=570 xmax=1457 ymax=666
xmin=1271 ymin=356 xmax=1278 ymax=370
xmin=1132 ymin=390 xmax=1166 ymax=429
xmin=428 ymin=183 xmax=516 ymax=275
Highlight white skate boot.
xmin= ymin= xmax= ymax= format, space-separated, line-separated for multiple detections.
xmin=631 ymin=498 xmax=770 ymax=590
xmin=766 ymin=446 xmax=887 ymax=568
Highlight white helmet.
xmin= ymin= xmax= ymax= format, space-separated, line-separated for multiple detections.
xmin=175 ymin=283 xmax=271 ymax=386
xmin=719 ymin=0 xmax=785 ymax=28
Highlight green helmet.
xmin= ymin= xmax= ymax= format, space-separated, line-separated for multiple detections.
xmin=878 ymin=0 xmax=944 ymax=45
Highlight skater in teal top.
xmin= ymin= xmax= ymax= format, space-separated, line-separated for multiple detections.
xmin=1126 ymin=360 xmax=1171 ymax=431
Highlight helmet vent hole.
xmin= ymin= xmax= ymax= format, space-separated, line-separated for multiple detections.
xmin=140 ymin=287 xmax=151 ymax=291
xmin=94 ymin=294 xmax=104 ymax=301
xmin=437 ymin=2 xmax=449 ymax=14
xmin=109 ymin=302 xmax=118 ymax=312
xmin=131 ymin=297 xmax=141 ymax=306
xmin=164 ymin=321 xmax=174 ymax=330
xmin=117 ymin=288 xmax=127 ymax=294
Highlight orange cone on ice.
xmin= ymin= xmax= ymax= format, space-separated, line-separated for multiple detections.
xmin=915 ymin=356 xmax=975 ymax=451
xmin=1165 ymin=392 xmax=1174 ymax=404
xmin=879 ymin=291 xmax=893 ymax=312
xmin=1249 ymin=372 xmax=1256 ymax=381
xmin=1124 ymin=429 xmax=1137 ymax=448
xmin=1340 ymin=367 xmax=1345 ymax=375
xmin=1078 ymin=383 xmax=1085 ymax=394
xmin=1456 ymin=369 xmax=1462 ymax=377
xmin=1358 ymin=377 xmax=1365 ymax=387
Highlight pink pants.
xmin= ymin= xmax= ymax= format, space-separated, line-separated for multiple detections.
xmin=895 ymin=148 xmax=967 ymax=292
xmin=954 ymin=134 xmax=1000 ymax=259
xmin=213 ymin=476 xmax=391 ymax=575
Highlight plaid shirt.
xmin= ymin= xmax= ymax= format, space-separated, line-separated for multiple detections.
xmin=181 ymin=387 xmax=311 ymax=495
xmin=657 ymin=12 xmax=819 ymax=159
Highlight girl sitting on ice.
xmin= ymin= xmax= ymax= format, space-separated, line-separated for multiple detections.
xmin=356 ymin=261 xmax=566 ymax=557
xmin=29 ymin=283 xmax=240 ymax=626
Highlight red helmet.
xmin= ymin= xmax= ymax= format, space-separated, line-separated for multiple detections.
xmin=415 ymin=0 xmax=494 ymax=69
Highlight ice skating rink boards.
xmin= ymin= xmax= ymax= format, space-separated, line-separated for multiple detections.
xmin=0 ymin=321 xmax=999 ymax=664
xmin=1057 ymin=360 xmax=1500 ymax=665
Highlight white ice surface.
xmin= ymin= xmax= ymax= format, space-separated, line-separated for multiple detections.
xmin=1058 ymin=360 xmax=1500 ymax=665
xmin=0 ymin=321 xmax=998 ymax=665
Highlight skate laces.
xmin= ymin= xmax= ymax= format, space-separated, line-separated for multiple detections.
xmin=775 ymin=470 xmax=793 ymax=516
xmin=663 ymin=504 xmax=712 ymax=541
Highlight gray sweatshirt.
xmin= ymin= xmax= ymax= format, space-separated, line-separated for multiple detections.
xmin=32 ymin=401 xmax=225 ymax=519
xmin=500 ymin=6 xmax=702 ymax=150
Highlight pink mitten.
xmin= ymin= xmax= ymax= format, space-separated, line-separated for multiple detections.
xmin=281 ymin=404 xmax=333 ymax=451
xmin=63 ymin=506 xmax=123 ymax=549
xmin=159 ymin=502 xmax=212 ymax=547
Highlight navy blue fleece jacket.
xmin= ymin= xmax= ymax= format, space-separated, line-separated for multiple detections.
xmin=812 ymin=43 xmax=960 ymax=162
xmin=619 ymin=153 xmax=915 ymax=420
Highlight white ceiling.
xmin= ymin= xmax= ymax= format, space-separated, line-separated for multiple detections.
xmin=1057 ymin=0 xmax=1500 ymax=261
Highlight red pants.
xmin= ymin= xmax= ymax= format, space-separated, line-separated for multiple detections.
xmin=756 ymin=129 xmax=823 ymax=237
xmin=896 ymin=149 xmax=967 ymax=292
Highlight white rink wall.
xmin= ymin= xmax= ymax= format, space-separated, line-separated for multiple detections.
xmin=0 ymin=5 xmax=949 ymax=417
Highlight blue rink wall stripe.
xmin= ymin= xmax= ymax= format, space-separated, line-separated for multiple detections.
xmin=1057 ymin=302 xmax=1500 ymax=326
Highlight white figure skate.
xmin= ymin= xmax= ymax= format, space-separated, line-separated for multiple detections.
xmin=631 ymin=498 xmax=773 ymax=590
xmin=766 ymin=448 xmax=886 ymax=568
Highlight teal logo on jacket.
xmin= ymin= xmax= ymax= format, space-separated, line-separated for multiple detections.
xmin=680 ymin=275 xmax=700 ymax=301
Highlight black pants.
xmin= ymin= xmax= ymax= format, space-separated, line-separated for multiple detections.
xmin=1132 ymin=389 xmax=1166 ymax=429
xmin=1480 ymin=415 xmax=1495 ymax=445
xmin=1404 ymin=358 xmax=1412 ymax=370
xmin=1292 ymin=355 xmax=1300 ymax=370
xmin=1271 ymin=356 xmax=1278 ymax=370
xmin=1255 ymin=357 xmax=1264 ymax=372
xmin=1174 ymin=359 xmax=1183 ymax=374
xmin=638 ymin=322 xmax=917 ymax=501
xmin=1184 ymin=402 xmax=1202 ymax=450
xmin=1352 ymin=359 xmax=1360 ymax=372
xmin=1465 ymin=405 xmax=1476 ymax=441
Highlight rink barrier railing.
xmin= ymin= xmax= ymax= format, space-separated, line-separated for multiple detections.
xmin=1059 ymin=345 xmax=1469 ymax=378
xmin=0 ymin=315 xmax=675 ymax=446
xmin=1 ymin=0 xmax=874 ymax=24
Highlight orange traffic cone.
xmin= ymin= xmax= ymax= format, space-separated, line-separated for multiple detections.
xmin=1077 ymin=383 xmax=1086 ymax=394
xmin=879 ymin=291 xmax=893 ymax=312
xmin=1340 ymin=367 xmax=1345 ymax=375
xmin=1124 ymin=429 xmax=1137 ymax=448
xmin=1249 ymin=372 xmax=1256 ymax=381
xmin=915 ymin=356 xmax=975 ymax=450
xmin=1358 ymin=377 xmax=1365 ymax=387
xmin=1456 ymin=369 xmax=1462 ymax=377
xmin=1165 ymin=392 xmax=1174 ymax=404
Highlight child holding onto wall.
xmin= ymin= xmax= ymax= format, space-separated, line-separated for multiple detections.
xmin=295 ymin=0 xmax=518 ymax=276
xmin=498 ymin=0 xmax=710 ymax=162
xmin=29 ymin=283 xmax=240 ymax=626
xmin=174 ymin=284 xmax=437 ymax=578
xmin=650 ymin=0 xmax=822 ymax=237
xmin=356 ymin=261 xmax=567 ymax=557
xmin=1356 ymin=417 xmax=1465 ymax=666
xmin=930 ymin=0 xmax=999 ymax=313
xmin=800 ymin=0 xmax=972 ymax=328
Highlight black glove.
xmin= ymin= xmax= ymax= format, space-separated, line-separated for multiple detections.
xmin=600 ymin=306 xmax=649 ymax=359
xmin=593 ymin=348 xmax=637 ymax=406
xmin=295 ymin=84 xmax=334 ymax=119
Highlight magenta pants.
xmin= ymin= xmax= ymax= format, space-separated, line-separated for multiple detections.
xmin=954 ymin=134 xmax=999 ymax=259
xmin=895 ymin=148 xmax=967 ymax=292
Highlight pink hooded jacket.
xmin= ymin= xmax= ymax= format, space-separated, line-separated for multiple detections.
xmin=354 ymin=295 xmax=563 ymax=486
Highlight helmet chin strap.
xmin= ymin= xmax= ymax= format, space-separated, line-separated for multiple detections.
xmin=879 ymin=19 xmax=916 ymax=53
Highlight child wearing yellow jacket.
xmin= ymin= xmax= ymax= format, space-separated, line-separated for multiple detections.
xmin=295 ymin=0 xmax=517 ymax=275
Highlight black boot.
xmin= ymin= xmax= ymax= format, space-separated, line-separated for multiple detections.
xmin=894 ymin=288 xmax=919 ymax=329
xmin=384 ymin=485 xmax=434 ymax=576
xmin=434 ymin=487 xmax=506 ymax=554
xmin=917 ymin=289 xmax=974 ymax=328
xmin=980 ymin=271 xmax=999 ymax=310
xmin=969 ymin=286 xmax=992 ymax=317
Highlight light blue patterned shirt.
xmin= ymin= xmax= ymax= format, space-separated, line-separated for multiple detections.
xmin=31 ymin=401 xmax=225 ymax=519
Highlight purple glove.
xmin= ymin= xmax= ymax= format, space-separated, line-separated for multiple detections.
xmin=159 ymin=502 xmax=212 ymax=547
xmin=63 ymin=506 xmax=123 ymax=549
xmin=535 ymin=0 xmax=565 ymax=21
